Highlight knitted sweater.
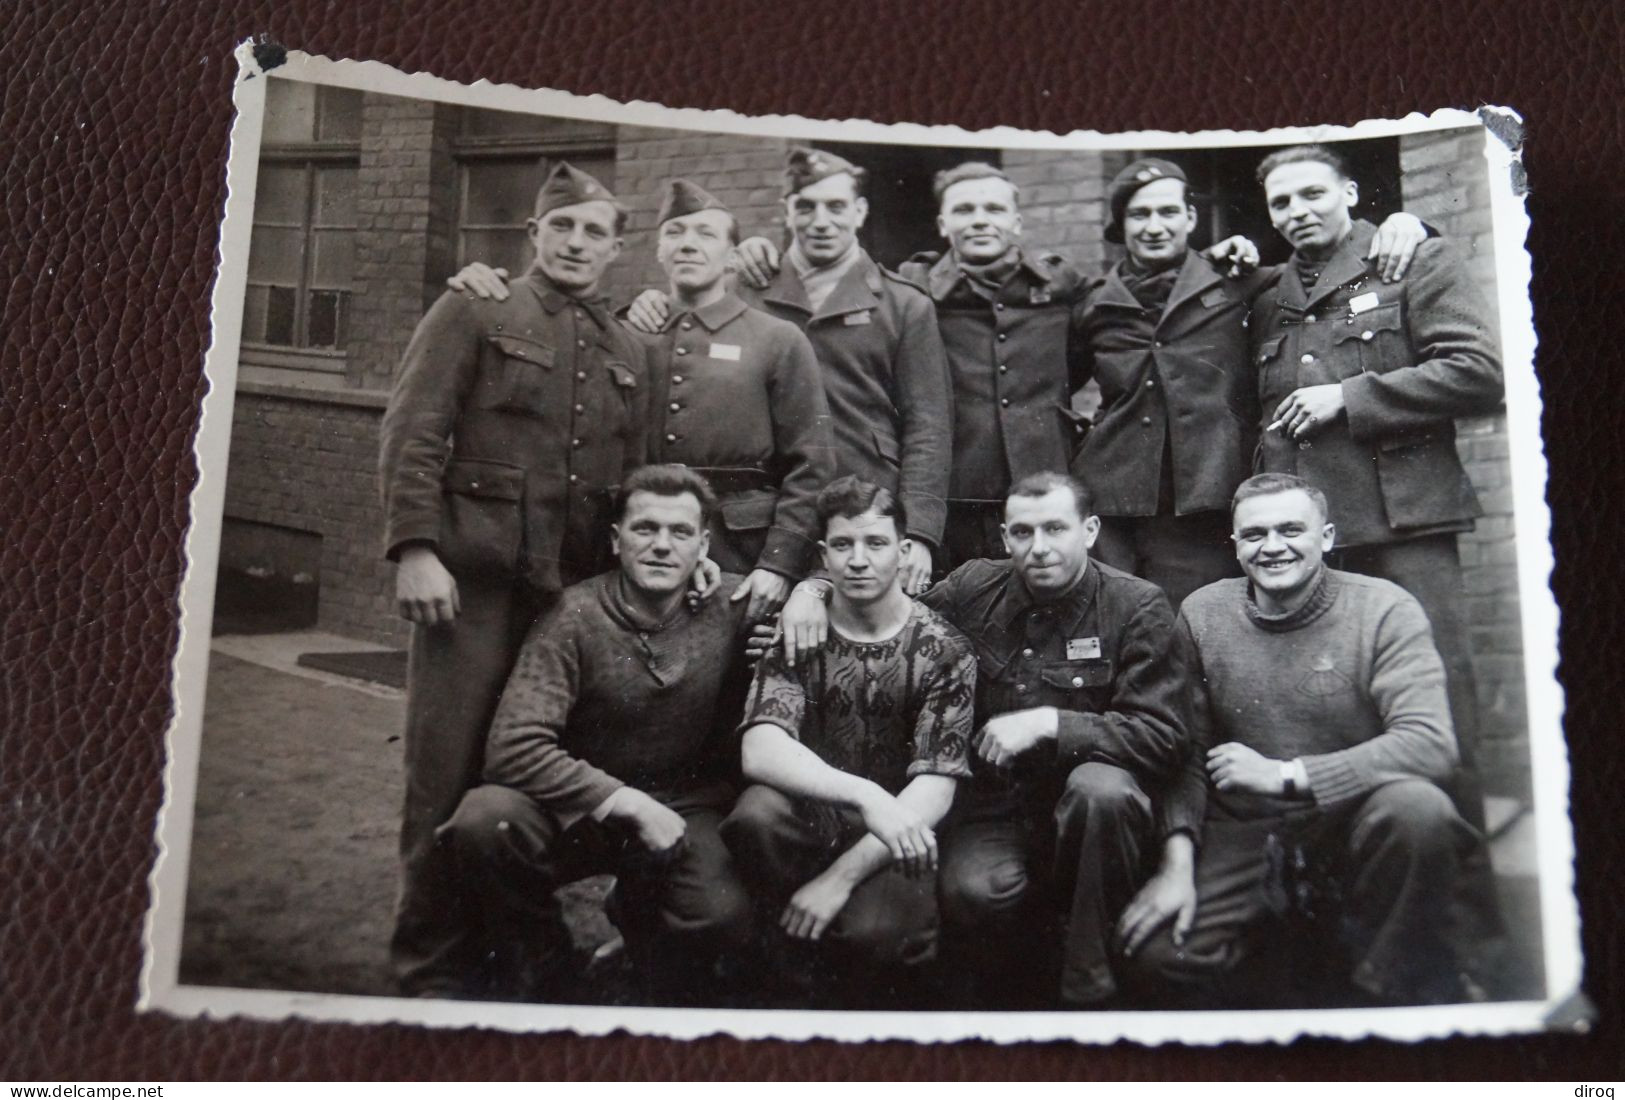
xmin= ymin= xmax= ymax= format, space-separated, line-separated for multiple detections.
xmin=1163 ymin=568 xmax=1458 ymax=829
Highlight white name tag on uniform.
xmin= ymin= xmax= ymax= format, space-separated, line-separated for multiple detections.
xmin=843 ymin=310 xmax=872 ymax=326
xmin=709 ymin=343 xmax=741 ymax=361
xmin=1347 ymin=291 xmax=1381 ymax=315
xmin=1066 ymin=636 xmax=1102 ymax=660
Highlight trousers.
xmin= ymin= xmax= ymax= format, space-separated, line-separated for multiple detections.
xmin=1123 ymin=779 xmax=1477 ymax=1006
xmin=938 ymin=762 xmax=1155 ymax=1005
xmin=1093 ymin=510 xmax=1241 ymax=609
xmin=390 ymin=575 xmax=553 ymax=995
xmin=720 ymin=785 xmax=941 ymax=993
xmin=440 ymin=782 xmax=753 ymax=1001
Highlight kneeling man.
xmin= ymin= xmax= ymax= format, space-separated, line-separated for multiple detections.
xmin=721 ymin=476 xmax=977 ymax=1003
xmin=442 ymin=465 xmax=753 ymax=1002
xmin=1119 ymin=473 xmax=1477 ymax=1006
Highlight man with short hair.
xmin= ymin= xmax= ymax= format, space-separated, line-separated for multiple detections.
xmin=772 ymin=471 xmax=1191 ymax=1007
xmin=1072 ymin=158 xmax=1427 ymax=607
xmin=1118 ymin=473 xmax=1476 ymax=1006
xmin=634 ymin=178 xmax=835 ymax=621
xmin=1248 ymin=143 xmax=1504 ymax=836
xmin=721 ymin=476 xmax=977 ymax=1002
xmin=380 ymin=162 xmax=661 ymax=996
xmin=440 ymin=464 xmax=755 ymax=1002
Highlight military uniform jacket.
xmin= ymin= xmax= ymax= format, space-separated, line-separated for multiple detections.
xmin=1251 ymin=220 xmax=1504 ymax=548
xmin=741 ymin=251 xmax=953 ymax=549
xmin=638 ymin=292 xmax=834 ymax=579
xmin=899 ymin=249 xmax=1091 ymax=503
xmin=1071 ymin=250 xmax=1273 ymax=517
xmin=380 ymin=271 xmax=653 ymax=593
xmin=919 ymin=557 xmax=1190 ymax=793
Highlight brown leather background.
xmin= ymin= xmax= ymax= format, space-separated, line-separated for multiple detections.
xmin=3 ymin=0 xmax=1620 ymax=1080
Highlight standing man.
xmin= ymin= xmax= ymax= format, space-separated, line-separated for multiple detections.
xmin=771 ymin=472 xmax=1191 ymax=1007
xmin=722 ymin=476 xmax=976 ymax=1004
xmin=1073 ymin=158 xmax=1429 ymax=608
xmin=625 ymin=148 xmax=953 ymax=594
xmin=1248 ymin=144 xmax=1504 ymax=833
xmin=635 ymin=178 xmax=834 ymax=620
xmin=1119 ymin=474 xmax=1478 ymax=1006
xmin=441 ymin=465 xmax=755 ymax=1003
xmin=379 ymin=162 xmax=655 ymax=997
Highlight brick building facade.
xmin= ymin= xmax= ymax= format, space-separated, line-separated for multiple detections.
xmin=220 ymin=80 xmax=1528 ymax=793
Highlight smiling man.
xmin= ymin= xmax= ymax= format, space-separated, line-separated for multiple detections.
xmin=721 ymin=476 xmax=976 ymax=1005
xmin=1119 ymin=473 xmax=1478 ymax=1007
xmin=379 ymin=162 xmax=659 ymax=997
xmin=1248 ymin=143 xmax=1504 ymax=848
xmin=440 ymin=465 xmax=755 ymax=1003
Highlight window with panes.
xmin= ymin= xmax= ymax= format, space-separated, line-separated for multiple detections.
xmin=244 ymin=80 xmax=362 ymax=359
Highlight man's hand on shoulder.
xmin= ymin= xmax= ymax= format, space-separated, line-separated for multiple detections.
xmin=733 ymin=236 xmax=781 ymax=290
xmin=899 ymin=541 xmax=934 ymax=597
xmin=396 ymin=545 xmax=460 ymax=625
xmin=774 ymin=578 xmax=832 ymax=666
xmin=730 ymin=568 xmax=792 ymax=625
xmin=446 ymin=262 xmax=511 ymax=301
xmin=975 ymin=706 xmax=1059 ymax=768
xmin=687 ymin=555 xmax=722 ymax=606
xmin=1368 ymin=212 xmax=1428 ymax=283
xmin=625 ymin=289 xmax=672 ymax=334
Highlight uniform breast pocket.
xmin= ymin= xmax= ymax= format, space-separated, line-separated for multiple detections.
xmin=477 ymin=333 xmax=557 ymax=416
xmin=1333 ymin=303 xmax=1408 ymax=376
xmin=597 ymin=358 xmax=639 ymax=438
xmin=1254 ymin=335 xmax=1289 ymax=399
xmin=1038 ymin=658 xmax=1114 ymax=708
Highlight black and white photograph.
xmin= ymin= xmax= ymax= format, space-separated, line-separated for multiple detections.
xmin=142 ymin=47 xmax=1576 ymax=1045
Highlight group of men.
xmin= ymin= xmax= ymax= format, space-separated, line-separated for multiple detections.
xmin=378 ymin=136 xmax=1506 ymax=1008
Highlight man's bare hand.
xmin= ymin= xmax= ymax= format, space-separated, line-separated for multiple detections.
xmin=729 ymin=568 xmax=791 ymax=624
xmin=1206 ymin=741 xmax=1283 ymax=795
xmin=1268 ymin=383 xmax=1346 ymax=440
xmin=625 ymin=289 xmax=673 ymax=334
xmin=734 ymin=236 xmax=781 ymax=289
xmin=899 ymin=541 xmax=934 ymax=597
xmin=1369 ymin=211 xmax=1427 ymax=283
xmin=1117 ymin=862 xmax=1198 ymax=956
xmin=1205 ymin=234 xmax=1261 ymax=277
xmin=396 ymin=546 xmax=460 ymax=625
xmin=776 ymin=582 xmax=830 ymax=666
xmin=780 ymin=871 xmax=854 ymax=941
xmin=688 ymin=556 xmax=722 ymax=604
xmin=856 ymin=787 xmax=937 ymax=877
xmin=446 ymin=262 xmax=511 ymax=301
xmin=975 ymin=707 xmax=1059 ymax=768
xmin=605 ymin=788 xmax=688 ymax=855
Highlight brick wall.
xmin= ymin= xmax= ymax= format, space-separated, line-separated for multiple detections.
xmin=1000 ymin=149 xmax=1122 ymax=275
xmin=606 ymin=127 xmax=789 ymax=307
xmin=223 ymin=385 xmax=406 ymax=647
xmin=1401 ymin=127 xmax=1528 ymax=798
xmin=347 ymin=95 xmax=459 ymax=390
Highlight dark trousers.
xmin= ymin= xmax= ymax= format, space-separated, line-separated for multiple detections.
xmin=390 ymin=576 xmax=553 ymax=995
xmin=1123 ymin=780 xmax=1477 ymax=1006
xmin=941 ymin=500 xmax=1011 ymax=574
xmin=720 ymin=785 xmax=940 ymax=998
xmin=1093 ymin=510 xmax=1241 ymax=609
xmin=440 ymin=783 xmax=753 ymax=1001
xmin=938 ymin=762 xmax=1155 ymax=1006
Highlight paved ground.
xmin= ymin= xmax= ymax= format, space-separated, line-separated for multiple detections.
xmin=177 ymin=630 xmax=1546 ymax=1004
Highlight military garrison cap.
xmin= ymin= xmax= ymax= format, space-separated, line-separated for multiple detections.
xmin=656 ymin=178 xmax=729 ymax=225
xmin=532 ymin=161 xmax=620 ymax=219
xmin=783 ymin=145 xmax=866 ymax=197
xmin=1104 ymin=157 xmax=1190 ymax=244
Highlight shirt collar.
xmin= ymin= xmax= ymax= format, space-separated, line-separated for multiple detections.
xmin=993 ymin=558 xmax=1099 ymax=630
xmin=526 ymin=270 xmax=612 ymax=328
xmin=665 ymin=291 xmax=749 ymax=333
xmin=597 ymin=571 xmax=692 ymax=634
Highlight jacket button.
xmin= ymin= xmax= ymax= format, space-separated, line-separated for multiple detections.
xmin=681 ymin=321 xmax=693 ymax=330
xmin=995 ymin=303 xmax=1005 ymax=312
xmin=1071 ymin=676 xmax=1084 ymax=687
xmin=1000 ymin=397 xmax=1010 ymax=407
xmin=998 ymin=364 xmax=1008 ymax=374
xmin=468 ymin=481 xmax=480 ymax=490
xmin=677 ymin=347 xmax=690 ymax=356
xmin=568 ymin=474 xmax=578 ymax=483
xmin=577 ymin=339 xmax=587 ymax=349
xmin=572 ymin=438 xmax=582 ymax=447
xmin=576 ymin=371 xmax=586 ymax=381
xmin=1300 ymin=353 xmax=1315 ymax=365
xmin=1304 ymin=314 xmax=1317 ymax=323
xmin=672 ymin=374 xmax=684 ymax=384
xmin=1016 ymin=683 xmax=1027 ymax=692
xmin=494 ymin=324 xmax=503 ymax=331
xmin=1154 ymin=340 xmax=1163 ymax=349
xmin=669 ymin=402 xmax=681 ymax=412
xmin=1361 ymin=330 xmax=1374 ymax=342
xmin=574 ymin=403 xmax=584 ymax=413
xmin=1142 ymin=416 xmax=1152 ymax=425
xmin=998 ymin=333 xmax=1008 ymax=342
xmin=1145 ymin=379 xmax=1156 ymax=388
xmin=1022 ymin=647 xmax=1034 ymax=658
xmin=666 ymin=433 xmax=677 ymax=443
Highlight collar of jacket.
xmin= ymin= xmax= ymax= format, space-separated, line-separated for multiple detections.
xmin=760 ymin=248 xmax=884 ymax=320
xmin=1093 ymin=249 xmax=1226 ymax=320
xmin=992 ymin=557 xmax=1101 ymax=635
xmin=662 ymin=291 xmax=750 ymax=333
xmin=596 ymin=571 xmax=693 ymax=635
xmin=924 ymin=247 xmax=1054 ymax=302
xmin=524 ymin=270 xmax=612 ymax=328
xmin=1279 ymin=218 xmax=1379 ymax=311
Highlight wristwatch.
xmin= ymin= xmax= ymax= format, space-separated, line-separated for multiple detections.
xmin=798 ymin=578 xmax=835 ymax=602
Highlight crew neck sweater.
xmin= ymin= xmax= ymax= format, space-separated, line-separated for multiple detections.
xmin=1171 ymin=568 xmax=1458 ymax=825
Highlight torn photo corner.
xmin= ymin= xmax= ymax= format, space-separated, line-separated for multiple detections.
xmin=141 ymin=43 xmax=1581 ymax=1045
